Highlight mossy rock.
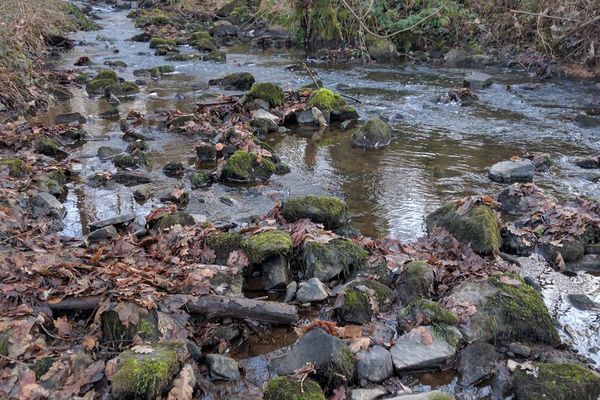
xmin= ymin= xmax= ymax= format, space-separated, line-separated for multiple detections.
xmin=111 ymin=343 xmax=184 ymax=400
xmin=264 ymin=376 xmax=326 ymax=400
xmin=242 ymin=230 xmax=293 ymax=264
xmin=485 ymin=274 xmax=560 ymax=345
xmin=101 ymin=305 xmax=159 ymax=345
xmin=113 ymin=154 xmax=139 ymax=169
xmin=104 ymin=60 xmax=128 ymax=68
xmin=113 ymin=81 xmax=140 ymax=96
xmin=135 ymin=65 xmax=175 ymax=78
xmin=194 ymin=37 xmax=218 ymax=52
xmin=513 ymin=362 xmax=600 ymax=400
xmin=189 ymin=31 xmax=212 ymax=42
xmin=351 ymin=118 xmax=392 ymax=149
xmin=35 ymin=137 xmax=62 ymax=157
xmin=216 ymin=72 xmax=255 ymax=90
xmin=309 ymin=88 xmax=346 ymax=112
xmin=1 ymin=158 xmax=26 ymax=177
xmin=221 ymin=150 xmax=275 ymax=183
xmin=395 ymin=260 xmax=434 ymax=305
xmin=230 ymin=6 xmax=250 ymax=24
xmin=361 ymin=280 xmax=393 ymax=302
xmin=61 ymin=128 xmax=87 ymax=141
xmin=203 ymin=50 xmax=226 ymax=62
xmin=217 ymin=0 xmax=246 ymax=17
xmin=303 ymin=239 xmax=368 ymax=281
xmin=150 ymin=212 xmax=196 ymax=230
xmin=398 ymin=299 xmax=458 ymax=333
xmin=205 ymin=231 xmax=242 ymax=264
xmin=149 ymin=37 xmax=177 ymax=49
xmin=426 ymin=203 xmax=501 ymax=255
xmin=248 ymin=82 xmax=285 ymax=107
xmin=190 ymin=171 xmax=211 ymax=189
xmin=67 ymin=4 xmax=101 ymax=31
xmin=86 ymin=79 xmax=139 ymax=96
xmin=281 ymin=195 xmax=348 ymax=229
xmin=96 ymin=69 xmax=118 ymax=81
xmin=338 ymin=289 xmax=372 ymax=325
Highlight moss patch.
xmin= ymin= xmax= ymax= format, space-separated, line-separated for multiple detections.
xmin=101 ymin=307 xmax=159 ymax=345
xmin=1 ymin=158 xmax=26 ymax=177
xmin=67 ymin=4 xmax=101 ymax=31
xmin=112 ymin=343 xmax=182 ymax=400
xmin=242 ymin=230 xmax=293 ymax=264
xmin=485 ymin=274 xmax=560 ymax=345
xmin=361 ymin=280 xmax=392 ymax=302
xmin=513 ymin=362 xmax=600 ymax=400
xmin=205 ymin=231 xmax=242 ymax=263
xmin=281 ymin=195 xmax=348 ymax=229
xmin=35 ymin=137 xmax=61 ymax=156
xmin=303 ymin=239 xmax=368 ymax=281
xmin=400 ymin=299 xmax=458 ymax=326
xmin=190 ymin=172 xmax=211 ymax=189
xmin=151 ymin=212 xmax=196 ymax=230
xmin=149 ymin=37 xmax=177 ymax=49
xmin=321 ymin=345 xmax=355 ymax=388
xmin=248 ymin=82 xmax=285 ymax=107
xmin=309 ymin=88 xmax=346 ymax=112
xmin=96 ymin=69 xmax=117 ymax=81
xmin=221 ymin=150 xmax=275 ymax=183
xmin=338 ymin=289 xmax=372 ymax=324
xmin=265 ymin=376 xmax=326 ymax=400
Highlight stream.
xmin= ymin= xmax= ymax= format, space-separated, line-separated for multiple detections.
xmin=41 ymin=0 xmax=600 ymax=377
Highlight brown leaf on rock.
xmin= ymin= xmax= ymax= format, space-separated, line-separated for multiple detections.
xmin=168 ymin=363 xmax=196 ymax=400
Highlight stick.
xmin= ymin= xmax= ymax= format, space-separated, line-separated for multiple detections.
xmin=302 ymin=62 xmax=320 ymax=89
xmin=339 ymin=93 xmax=362 ymax=104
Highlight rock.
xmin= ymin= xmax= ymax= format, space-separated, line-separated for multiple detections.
xmin=356 ymin=345 xmax=393 ymax=384
xmin=0 ymin=158 xmax=27 ymax=177
xmin=284 ymin=281 xmax=298 ymax=303
xmin=247 ymin=98 xmax=270 ymax=111
xmin=351 ymin=118 xmax=392 ymax=149
xmin=205 ymin=354 xmax=240 ymax=381
xmin=35 ymin=137 xmax=67 ymax=158
xmin=251 ymin=109 xmax=279 ymax=134
xmin=262 ymin=255 xmax=291 ymax=289
xmin=55 ymin=112 xmax=85 ymax=125
xmin=567 ymin=294 xmax=600 ymax=312
xmin=99 ymin=106 xmax=120 ymax=120
xmin=457 ymin=342 xmax=496 ymax=386
xmin=365 ymin=34 xmax=399 ymax=61
xmin=210 ymin=72 xmax=255 ymax=90
xmin=221 ymin=150 xmax=275 ymax=183
xmin=203 ymin=50 xmax=227 ymax=62
xmin=210 ymin=20 xmax=238 ymax=38
xmin=574 ymin=156 xmax=599 ymax=169
xmin=281 ymin=195 xmax=348 ymax=229
xmin=566 ymin=253 xmax=600 ymax=273
xmin=264 ymin=376 xmax=326 ymax=400
xmin=390 ymin=326 xmax=460 ymax=372
xmin=341 ymin=119 xmax=358 ymax=130
xmin=97 ymin=146 xmax=122 ymax=160
xmin=112 ymin=154 xmax=139 ymax=169
xmin=30 ymin=192 xmax=66 ymax=218
xmin=101 ymin=303 xmax=159 ymax=344
xmin=204 ymin=231 xmax=241 ymax=264
xmin=513 ymin=362 xmax=600 ymax=400
xmin=309 ymin=88 xmax=347 ymax=113
xmin=463 ymin=71 xmax=493 ymax=89
xmin=508 ymin=342 xmax=532 ymax=358
xmin=574 ymin=113 xmax=600 ymax=128
xmin=397 ymin=299 xmax=458 ymax=334
xmin=162 ymin=162 xmax=185 ymax=177
xmin=271 ymin=328 xmax=355 ymax=387
xmin=500 ymin=224 xmax=535 ymax=256
xmin=296 ymin=278 xmax=329 ymax=303
xmin=111 ymin=343 xmax=184 ymax=400
xmin=88 ymin=225 xmax=117 ymax=243
xmin=241 ymin=230 xmax=293 ymax=264
xmin=351 ymin=388 xmax=386 ymax=400
xmin=447 ymin=276 xmax=560 ymax=345
xmin=133 ymin=184 xmax=154 ymax=201
xmin=426 ymin=203 xmax=501 ymax=255
xmin=248 ymin=82 xmax=285 ymax=107
xmin=386 ymin=391 xmax=454 ymax=400
xmin=489 ymin=159 xmax=535 ymax=183
xmin=394 ymin=261 xmax=434 ymax=305
xmin=303 ymin=239 xmax=368 ymax=282
xmin=196 ymin=142 xmax=217 ymax=162
xmin=112 ymin=171 xmax=151 ymax=186
xmin=150 ymin=212 xmax=196 ymax=230
xmin=89 ymin=213 xmax=136 ymax=231
xmin=338 ymin=288 xmax=372 ymax=325
xmin=295 ymin=109 xmax=317 ymax=125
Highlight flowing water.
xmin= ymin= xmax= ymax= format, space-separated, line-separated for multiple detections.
xmin=43 ymin=2 xmax=600 ymax=371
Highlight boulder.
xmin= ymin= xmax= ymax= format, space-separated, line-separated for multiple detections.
xmin=309 ymin=88 xmax=346 ymax=113
xmin=394 ymin=261 xmax=434 ymax=305
xmin=489 ymin=159 xmax=535 ymax=183
xmin=447 ymin=276 xmax=560 ymax=345
xmin=30 ymin=192 xmax=66 ymax=218
xmin=281 ymin=195 xmax=348 ymax=229
xmin=205 ymin=354 xmax=240 ymax=381
xmin=513 ymin=362 xmax=600 ymax=400
xmin=88 ymin=225 xmax=117 ymax=243
xmin=241 ymin=230 xmax=293 ymax=264
xmin=351 ymin=118 xmax=392 ymax=149
xmin=426 ymin=203 xmax=501 ymax=255
xmin=390 ymin=325 xmax=461 ymax=372
xmin=210 ymin=72 xmax=255 ymax=90
xmin=221 ymin=150 xmax=275 ymax=183
xmin=264 ymin=376 xmax=326 ymax=400
xmin=356 ymin=345 xmax=393 ymax=384
xmin=457 ymin=342 xmax=496 ymax=386
xmin=210 ymin=20 xmax=238 ymax=38
xmin=303 ymin=239 xmax=368 ymax=282
xmin=463 ymin=71 xmax=493 ymax=89
xmin=262 ymin=255 xmax=291 ymax=289
xmin=271 ymin=328 xmax=355 ymax=387
xmin=55 ymin=112 xmax=85 ymax=125
xmin=365 ymin=34 xmax=399 ymax=61
xmin=247 ymin=82 xmax=285 ymax=107
xmin=195 ymin=142 xmax=217 ymax=163
xmin=35 ymin=137 xmax=66 ymax=158
xmin=295 ymin=278 xmax=329 ymax=303
xmin=337 ymin=288 xmax=372 ymax=325
xmin=251 ymin=109 xmax=279 ymax=134
xmin=150 ymin=212 xmax=196 ymax=230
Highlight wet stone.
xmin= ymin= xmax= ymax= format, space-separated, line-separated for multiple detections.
xmin=295 ymin=277 xmax=328 ymax=303
xmin=351 ymin=388 xmax=386 ymax=400
xmin=97 ymin=146 xmax=122 ymax=160
xmin=112 ymin=171 xmax=152 ymax=186
xmin=261 ymin=254 xmax=290 ymax=289
xmin=196 ymin=142 xmax=217 ymax=162
xmin=88 ymin=225 xmax=118 ymax=243
xmin=284 ymin=281 xmax=298 ymax=303
xmin=457 ymin=341 xmax=496 ymax=386
xmin=463 ymin=71 xmax=493 ymax=89
xmin=206 ymin=354 xmax=240 ymax=381
xmin=390 ymin=326 xmax=460 ymax=372
xmin=89 ymin=213 xmax=136 ymax=231
xmin=55 ymin=112 xmax=86 ymax=125
xmin=489 ymin=159 xmax=535 ymax=183
xmin=162 ymin=162 xmax=185 ymax=177
xmin=356 ymin=345 xmax=393 ymax=384
xmin=508 ymin=342 xmax=532 ymax=358
xmin=575 ymin=156 xmax=600 ymax=169
xmin=30 ymin=192 xmax=66 ymax=218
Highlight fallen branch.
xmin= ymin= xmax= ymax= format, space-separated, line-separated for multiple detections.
xmin=303 ymin=62 xmax=320 ymax=89
xmin=339 ymin=93 xmax=363 ymax=104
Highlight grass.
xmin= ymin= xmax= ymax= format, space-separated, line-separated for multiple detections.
xmin=0 ymin=0 xmax=71 ymax=111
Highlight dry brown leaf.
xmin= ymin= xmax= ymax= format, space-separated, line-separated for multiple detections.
xmin=131 ymin=345 xmax=155 ymax=354
xmin=81 ymin=336 xmax=97 ymax=351
xmin=167 ymin=363 xmax=196 ymax=400
xmin=349 ymin=337 xmax=371 ymax=353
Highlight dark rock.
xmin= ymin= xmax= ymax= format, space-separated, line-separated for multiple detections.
xmin=262 ymin=255 xmax=291 ymax=289
xmin=513 ymin=362 xmax=600 ymax=400
xmin=284 ymin=281 xmax=297 ymax=303
xmin=397 ymin=299 xmax=458 ymax=334
xmin=508 ymin=342 xmax=532 ymax=358
xmin=88 ymin=225 xmax=118 ymax=243
xmin=566 ymin=254 xmax=600 ymax=273
xmin=112 ymin=171 xmax=151 ymax=186
xmin=162 ymin=162 xmax=185 ymax=177
xmin=575 ymin=156 xmax=599 ymax=169
xmin=463 ymin=71 xmax=493 ymax=89
xmin=97 ymin=146 xmax=122 ymax=160
xmin=390 ymin=326 xmax=460 ymax=372
xmin=30 ymin=192 xmax=66 ymax=218
xmin=337 ymin=288 xmax=372 ymax=325
xmin=500 ymin=224 xmax=535 ymax=256
xmin=457 ymin=342 xmax=496 ymax=386
xmin=356 ymin=345 xmax=393 ymax=384
xmin=281 ymin=195 xmax=348 ymax=229
xmin=209 ymin=72 xmax=255 ymax=90
xmin=210 ymin=20 xmax=239 ymax=38
xmin=395 ymin=261 xmax=434 ymax=305
xmin=247 ymin=98 xmax=270 ymax=111
xmin=205 ymin=354 xmax=240 ymax=381
xmin=489 ymin=159 xmax=535 ymax=183
xmin=574 ymin=113 xmax=600 ymax=129
xmin=351 ymin=118 xmax=392 ymax=149
xmin=89 ymin=213 xmax=136 ymax=231
xmin=302 ymin=239 xmax=368 ymax=282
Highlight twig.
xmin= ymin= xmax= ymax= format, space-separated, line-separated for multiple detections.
xmin=196 ymin=99 xmax=238 ymax=108
xmin=510 ymin=9 xmax=581 ymax=22
xmin=339 ymin=93 xmax=362 ymax=104
xmin=302 ymin=62 xmax=320 ymax=89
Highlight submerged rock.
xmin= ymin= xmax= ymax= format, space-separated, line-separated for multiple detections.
xmin=351 ymin=118 xmax=392 ymax=149
xmin=264 ymin=376 xmax=326 ymax=400
xmin=303 ymin=239 xmax=368 ymax=282
xmin=221 ymin=150 xmax=275 ymax=183
xmin=89 ymin=213 xmax=136 ymax=231
xmin=88 ymin=225 xmax=117 ymax=243
xmin=463 ymin=71 xmax=493 ymax=89
xmin=281 ymin=195 xmax=348 ymax=229
xmin=55 ymin=112 xmax=85 ymax=125
xmin=426 ymin=203 xmax=501 ymax=255
xmin=489 ymin=159 xmax=535 ymax=183
xmin=513 ymin=362 xmax=600 ymax=400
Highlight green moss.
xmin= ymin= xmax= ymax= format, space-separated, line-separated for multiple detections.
xmin=264 ymin=376 xmax=326 ymax=400
xmin=113 ymin=154 xmax=138 ymax=169
xmin=361 ymin=280 xmax=392 ymax=302
xmin=230 ymin=6 xmax=250 ymax=23
xmin=281 ymin=195 xmax=348 ymax=229
xmin=112 ymin=344 xmax=182 ymax=400
xmin=149 ymin=37 xmax=177 ymax=49
xmin=101 ymin=308 xmax=159 ymax=344
xmin=35 ymin=137 xmax=61 ymax=156
xmin=222 ymin=150 xmax=275 ymax=183
xmin=486 ymin=274 xmax=560 ymax=345
xmin=62 ymin=128 xmax=86 ymax=140
xmin=513 ymin=362 xmax=600 ymax=400
xmin=338 ymin=289 xmax=371 ymax=324
xmin=309 ymin=88 xmax=346 ymax=112
xmin=32 ymin=357 xmax=56 ymax=379
xmin=194 ymin=38 xmax=218 ymax=51
xmin=189 ymin=31 xmax=212 ymax=42
xmin=151 ymin=15 xmax=172 ymax=26
xmin=190 ymin=172 xmax=210 ymax=189
xmin=105 ymin=60 xmax=128 ymax=68
xmin=151 ymin=212 xmax=196 ymax=230
xmin=114 ymin=81 xmax=140 ymax=96
xmin=96 ymin=69 xmax=117 ymax=81
xmin=248 ymin=82 xmax=285 ymax=107
xmin=206 ymin=231 xmax=242 ymax=262
xmin=303 ymin=239 xmax=368 ymax=281
xmin=429 ymin=393 xmax=455 ymax=400
xmin=86 ymin=78 xmax=114 ymax=94
xmin=426 ymin=203 xmax=501 ymax=255
xmin=321 ymin=345 xmax=355 ymax=387
xmin=203 ymin=50 xmax=226 ymax=62
xmin=1 ymin=158 xmax=26 ymax=177
xmin=242 ymin=230 xmax=293 ymax=264
xmin=400 ymin=299 xmax=458 ymax=326
xmin=67 ymin=4 xmax=101 ymax=31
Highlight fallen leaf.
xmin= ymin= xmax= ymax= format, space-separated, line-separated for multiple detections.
xmin=349 ymin=337 xmax=371 ymax=353
xmin=167 ymin=363 xmax=196 ymax=400
xmin=131 ymin=345 xmax=154 ymax=354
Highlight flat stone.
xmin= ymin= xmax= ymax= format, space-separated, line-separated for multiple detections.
xmin=55 ymin=112 xmax=86 ymax=125
xmin=295 ymin=277 xmax=329 ymax=303
xmin=89 ymin=213 xmax=136 ymax=231
xmin=97 ymin=146 xmax=122 ymax=160
xmin=489 ymin=159 xmax=535 ymax=183
xmin=463 ymin=71 xmax=493 ymax=89
xmin=295 ymin=109 xmax=316 ymax=125
xmin=351 ymin=387 xmax=386 ymax=400
xmin=566 ymin=254 xmax=600 ymax=273
xmin=88 ymin=225 xmax=118 ymax=243
xmin=112 ymin=171 xmax=152 ymax=186
xmin=508 ymin=342 xmax=532 ymax=358
xmin=133 ymin=184 xmax=155 ymax=201
xmin=457 ymin=342 xmax=496 ymax=386
xmin=356 ymin=345 xmax=393 ymax=384
xmin=575 ymin=156 xmax=600 ymax=169
xmin=390 ymin=326 xmax=460 ymax=372
xmin=30 ymin=192 xmax=66 ymax=218
xmin=205 ymin=354 xmax=240 ymax=381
